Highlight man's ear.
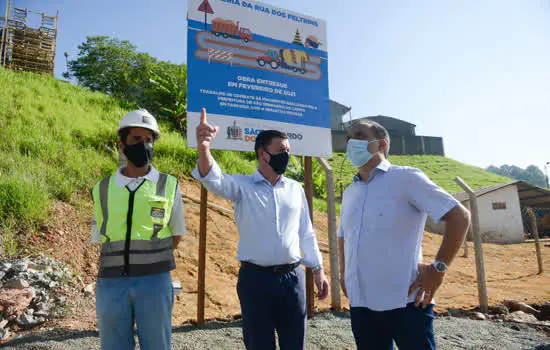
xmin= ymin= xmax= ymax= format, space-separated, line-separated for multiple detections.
xmin=118 ymin=139 xmax=124 ymax=150
xmin=379 ymin=139 xmax=388 ymax=153
xmin=258 ymin=149 xmax=268 ymax=163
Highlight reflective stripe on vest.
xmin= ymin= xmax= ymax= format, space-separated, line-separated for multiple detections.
xmin=92 ymin=173 xmax=177 ymax=278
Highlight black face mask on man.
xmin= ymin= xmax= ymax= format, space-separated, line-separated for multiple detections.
xmin=124 ymin=142 xmax=154 ymax=168
xmin=266 ymin=151 xmax=290 ymax=175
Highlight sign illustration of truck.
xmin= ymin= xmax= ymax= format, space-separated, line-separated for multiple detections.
xmin=305 ymin=35 xmax=322 ymax=49
xmin=211 ymin=18 xmax=252 ymax=43
xmin=257 ymin=49 xmax=308 ymax=74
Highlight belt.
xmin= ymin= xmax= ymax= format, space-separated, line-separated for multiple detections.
xmin=240 ymin=261 xmax=300 ymax=274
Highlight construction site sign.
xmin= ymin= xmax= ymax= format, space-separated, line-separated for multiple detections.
xmin=187 ymin=0 xmax=331 ymax=157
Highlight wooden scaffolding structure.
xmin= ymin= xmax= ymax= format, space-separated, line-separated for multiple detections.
xmin=0 ymin=0 xmax=58 ymax=75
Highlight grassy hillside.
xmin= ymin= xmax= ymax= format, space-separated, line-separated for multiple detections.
xmin=0 ymin=70 xmax=256 ymax=253
xmin=329 ymin=154 xmax=512 ymax=196
xmin=0 ymin=70 xmax=511 ymax=255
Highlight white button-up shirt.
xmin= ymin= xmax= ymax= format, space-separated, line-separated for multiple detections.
xmin=91 ymin=166 xmax=187 ymax=243
xmin=338 ymin=160 xmax=458 ymax=311
xmin=192 ymin=159 xmax=323 ymax=268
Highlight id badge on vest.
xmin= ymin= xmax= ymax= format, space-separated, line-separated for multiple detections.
xmin=150 ymin=198 xmax=168 ymax=239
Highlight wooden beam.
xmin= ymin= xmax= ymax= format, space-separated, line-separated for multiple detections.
xmin=526 ymin=208 xmax=544 ymax=274
xmin=316 ymin=157 xmax=341 ymax=310
xmin=455 ymin=177 xmax=488 ymax=313
xmin=197 ymin=185 xmax=208 ymax=325
xmin=304 ymin=156 xmax=315 ymax=319
xmin=520 ymin=194 xmax=550 ymax=201
xmin=181 ymin=193 xmax=233 ymax=216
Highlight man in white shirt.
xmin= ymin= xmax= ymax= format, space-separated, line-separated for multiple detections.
xmin=193 ymin=108 xmax=329 ymax=350
xmin=338 ymin=120 xmax=470 ymax=350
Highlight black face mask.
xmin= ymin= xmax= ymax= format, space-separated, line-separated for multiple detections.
xmin=123 ymin=142 xmax=154 ymax=168
xmin=266 ymin=152 xmax=290 ymax=175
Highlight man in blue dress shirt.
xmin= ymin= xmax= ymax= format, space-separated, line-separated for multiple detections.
xmin=192 ymin=108 xmax=329 ymax=350
xmin=338 ymin=120 xmax=471 ymax=350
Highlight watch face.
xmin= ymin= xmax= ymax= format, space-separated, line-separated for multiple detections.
xmin=435 ymin=262 xmax=446 ymax=272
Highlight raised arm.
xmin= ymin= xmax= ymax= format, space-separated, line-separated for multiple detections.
xmin=197 ymin=108 xmax=216 ymax=177
xmin=192 ymin=108 xmax=242 ymax=202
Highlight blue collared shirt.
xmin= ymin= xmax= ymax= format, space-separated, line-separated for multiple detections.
xmin=192 ymin=160 xmax=323 ymax=268
xmin=338 ymin=160 xmax=458 ymax=311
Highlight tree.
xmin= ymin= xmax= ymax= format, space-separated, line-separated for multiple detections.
xmin=65 ymin=36 xmax=153 ymax=98
xmin=149 ymin=64 xmax=187 ymax=130
xmin=486 ymin=164 xmax=547 ymax=187
xmin=65 ymin=36 xmax=188 ymax=130
xmin=524 ymin=165 xmax=547 ymax=187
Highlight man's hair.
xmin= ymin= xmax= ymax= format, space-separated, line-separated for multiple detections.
xmin=118 ymin=127 xmax=157 ymax=144
xmin=353 ymin=120 xmax=391 ymax=158
xmin=254 ymin=130 xmax=289 ymax=158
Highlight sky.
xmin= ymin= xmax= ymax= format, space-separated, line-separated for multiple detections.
xmin=3 ymin=0 xmax=550 ymax=171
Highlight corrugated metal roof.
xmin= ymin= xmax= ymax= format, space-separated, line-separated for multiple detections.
xmin=453 ymin=181 xmax=519 ymax=202
xmin=453 ymin=181 xmax=550 ymax=208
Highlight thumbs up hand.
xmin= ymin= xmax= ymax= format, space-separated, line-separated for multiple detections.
xmin=196 ymin=108 xmax=218 ymax=151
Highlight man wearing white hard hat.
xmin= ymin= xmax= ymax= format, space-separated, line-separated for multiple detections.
xmin=91 ymin=109 xmax=186 ymax=350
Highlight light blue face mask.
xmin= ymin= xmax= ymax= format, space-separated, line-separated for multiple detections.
xmin=346 ymin=138 xmax=380 ymax=168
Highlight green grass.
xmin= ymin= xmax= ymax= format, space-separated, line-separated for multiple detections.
xmin=329 ymin=153 xmax=512 ymax=197
xmin=0 ymin=70 xmax=511 ymax=256
xmin=0 ymin=70 xmax=257 ymax=255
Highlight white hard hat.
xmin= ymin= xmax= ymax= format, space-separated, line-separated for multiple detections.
xmin=117 ymin=109 xmax=161 ymax=139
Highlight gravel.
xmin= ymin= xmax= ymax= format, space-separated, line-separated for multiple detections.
xmin=3 ymin=312 xmax=549 ymax=350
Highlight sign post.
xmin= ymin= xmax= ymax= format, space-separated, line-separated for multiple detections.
xmin=188 ymin=0 xmax=331 ymax=322
xmin=304 ymin=156 xmax=315 ymax=318
xmin=197 ymin=185 xmax=208 ymax=325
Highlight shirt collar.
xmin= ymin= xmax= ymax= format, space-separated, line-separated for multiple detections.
xmin=353 ymin=159 xmax=392 ymax=183
xmin=114 ymin=166 xmax=160 ymax=189
xmin=252 ymin=169 xmax=287 ymax=186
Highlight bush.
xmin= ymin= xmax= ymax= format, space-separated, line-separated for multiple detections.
xmin=0 ymin=174 xmax=48 ymax=228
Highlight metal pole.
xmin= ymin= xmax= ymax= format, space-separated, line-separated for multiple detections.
xmin=455 ymin=177 xmax=488 ymax=313
xmin=304 ymin=156 xmax=315 ymax=319
xmin=197 ymin=185 xmax=208 ymax=325
xmin=526 ymin=208 xmax=544 ymax=274
xmin=316 ymin=157 xmax=341 ymax=310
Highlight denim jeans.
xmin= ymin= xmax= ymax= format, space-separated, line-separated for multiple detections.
xmin=96 ymin=272 xmax=174 ymax=350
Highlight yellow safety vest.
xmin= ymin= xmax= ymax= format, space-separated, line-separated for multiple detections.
xmin=92 ymin=173 xmax=178 ymax=278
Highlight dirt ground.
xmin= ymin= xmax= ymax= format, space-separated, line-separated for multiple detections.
xmin=28 ymin=176 xmax=550 ymax=331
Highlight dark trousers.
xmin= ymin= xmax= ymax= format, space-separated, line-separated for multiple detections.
xmin=350 ymin=303 xmax=436 ymax=350
xmin=237 ymin=264 xmax=307 ymax=350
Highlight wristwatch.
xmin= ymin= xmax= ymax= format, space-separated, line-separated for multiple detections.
xmin=431 ymin=260 xmax=448 ymax=273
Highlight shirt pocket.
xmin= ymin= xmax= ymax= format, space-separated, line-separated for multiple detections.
xmin=277 ymin=189 xmax=301 ymax=214
xmin=366 ymin=198 xmax=400 ymax=230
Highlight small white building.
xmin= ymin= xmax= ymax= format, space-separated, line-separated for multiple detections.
xmin=427 ymin=181 xmax=550 ymax=244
